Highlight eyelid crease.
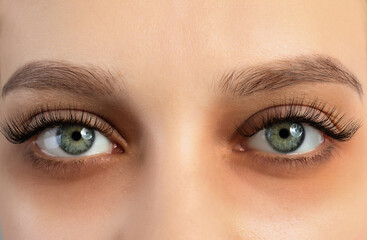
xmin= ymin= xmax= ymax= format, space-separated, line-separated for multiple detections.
xmin=0 ymin=105 xmax=116 ymax=144
xmin=236 ymin=98 xmax=362 ymax=142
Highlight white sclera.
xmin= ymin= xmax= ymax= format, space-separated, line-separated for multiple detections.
xmin=248 ymin=125 xmax=324 ymax=155
xmin=36 ymin=127 xmax=113 ymax=158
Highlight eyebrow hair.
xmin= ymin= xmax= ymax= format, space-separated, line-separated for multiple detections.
xmin=1 ymin=60 xmax=124 ymax=98
xmin=218 ymin=55 xmax=363 ymax=97
xmin=2 ymin=55 xmax=363 ymax=101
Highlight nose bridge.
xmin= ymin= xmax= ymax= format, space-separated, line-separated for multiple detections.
xmin=130 ymin=106 xmax=228 ymax=240
xmin=150 ymin=113 xmax=206 ymax=227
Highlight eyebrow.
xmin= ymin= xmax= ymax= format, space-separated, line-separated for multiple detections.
xmin=1 ymin=55 xmax=363 ymax=100
xmin=218 ymin=55 xmax=363 ymax=97
xmin=1 ymin=60 xmax=124 ymax=98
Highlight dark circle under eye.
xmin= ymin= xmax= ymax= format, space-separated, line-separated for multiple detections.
xmin=56 ymin=125 xmax=95 ymax=155
xmin=265 ymin=122 xmax=305 ymax=153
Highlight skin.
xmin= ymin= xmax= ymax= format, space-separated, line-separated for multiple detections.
xmin=0 ymin=0 xmax=367 ymax=239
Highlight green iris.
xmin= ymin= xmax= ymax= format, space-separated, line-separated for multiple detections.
xmin=265 ymin=122 xmax=305 ymax=153
xmin=56 ymin=125 xmax=95 ymax=155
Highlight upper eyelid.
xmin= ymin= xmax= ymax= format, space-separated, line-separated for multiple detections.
xmin=237 ymin=102 xmax=361 ymax=141
xmin=1 ymin=108 xmax=120 ymax=144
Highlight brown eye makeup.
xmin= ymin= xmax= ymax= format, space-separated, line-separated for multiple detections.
xmin=232 ymin=98 xmax=361 ymax=169
xmin=1 ymin=107 xmax=116 ymax=144
xmin=0 ymin=97 xmax=361 ymax=178
xmin=237 ymin=99 xmax=361 ymax=141
xmin=0 ymin=55 xmax=364 ymax=179
xmin=0 ymin=107 xmax=126 ymax=177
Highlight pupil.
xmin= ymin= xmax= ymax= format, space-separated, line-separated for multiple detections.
xmin=279 ymin=128 xmax=290 ymax=139
xmin=71 ymin=131 xmax=82 ymax=141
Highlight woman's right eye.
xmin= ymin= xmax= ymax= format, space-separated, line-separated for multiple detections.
xmin=36 ymin=124 xmax=114 ymax=158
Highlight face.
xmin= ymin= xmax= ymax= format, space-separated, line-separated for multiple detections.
xmin=0 ymin=0 xmax=367 ymax=239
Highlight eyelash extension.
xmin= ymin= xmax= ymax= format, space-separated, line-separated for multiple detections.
xmin=1 ymin=105 xmax=114 ymax=144
xmin=236 ymin=98 xmax=362 ymax=141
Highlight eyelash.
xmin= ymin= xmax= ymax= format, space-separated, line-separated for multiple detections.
xmin=230 ymin=98 xmax=361 ymax=171
xmin=0 ymin=99 xmax=361 ymax=175
xmin=236 ymin=98 xmax=361 ymax=142
xmin=1 ymin=105 xmax=114 ymax=144
xmin=2 ymin=100 xmax=360 ymax=148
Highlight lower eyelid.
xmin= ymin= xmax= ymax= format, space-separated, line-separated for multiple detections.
xmin=23 ymin=140 xmax=122 ymax=179
xmin=233 ymin=137 xmax=335 ymax=173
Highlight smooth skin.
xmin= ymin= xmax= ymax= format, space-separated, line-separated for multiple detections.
xmin=0 ymin=0 xmax=367 ymax=239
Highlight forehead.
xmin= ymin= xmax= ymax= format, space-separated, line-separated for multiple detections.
xmin=0 ymin=0 xmax=366 ymax=90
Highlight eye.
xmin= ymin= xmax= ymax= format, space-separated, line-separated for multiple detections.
xmin=247 ymin=122 xmax=324 ymax=154
xmin=36 ymin=124 xmax=113 ymax=157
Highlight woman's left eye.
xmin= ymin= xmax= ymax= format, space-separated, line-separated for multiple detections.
xmin=247 ymin=122 xmax=324 ymax=154
xmin=36 ymin=124 xmax=113 ymax=158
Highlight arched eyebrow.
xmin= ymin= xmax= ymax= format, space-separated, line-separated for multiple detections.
xmin=1 ymin=55 xmax=363 ymax=99
xmin=218 ymin=55 xmax=363 ymax=97
xmin=1 ymin=60 xmax=125 ymax=98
